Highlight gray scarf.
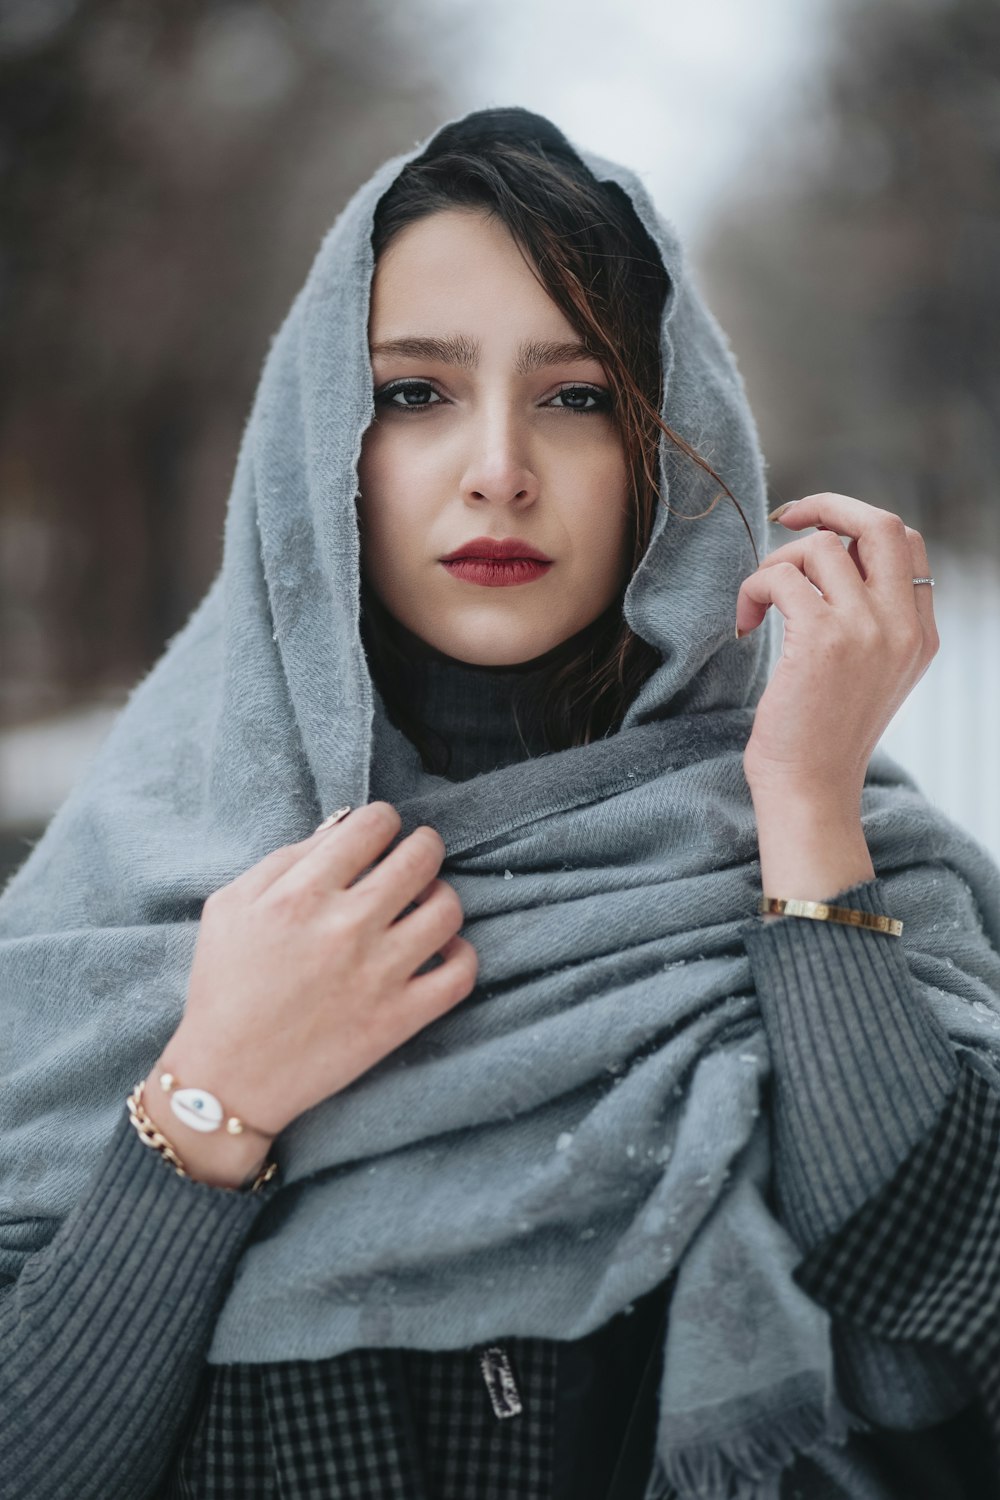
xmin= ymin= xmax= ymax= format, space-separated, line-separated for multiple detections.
xmin=3 ymin=108 xmax=1000 ymax=1500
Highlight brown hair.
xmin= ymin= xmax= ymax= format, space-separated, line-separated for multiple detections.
xmin=361 ymin=110 xmax=756 ymax=774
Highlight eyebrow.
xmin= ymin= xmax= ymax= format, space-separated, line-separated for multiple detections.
xmin=369 ymin=334 xmax=601 ymax=376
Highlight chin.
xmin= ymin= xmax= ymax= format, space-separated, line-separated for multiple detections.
xmin=415 ymin=609 xmax=565 ymax=668
xmin=439 ymin=640 xmax=556 ymax=668
xmin=439 ymin=627 xmax=585 ymax=670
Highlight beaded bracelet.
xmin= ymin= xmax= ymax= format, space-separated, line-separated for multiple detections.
xmin=758 ymin=896 xmax=903 ymax=938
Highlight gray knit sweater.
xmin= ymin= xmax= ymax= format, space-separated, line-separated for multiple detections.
xmin=0 ymin=653 xmax=977 ymax=1498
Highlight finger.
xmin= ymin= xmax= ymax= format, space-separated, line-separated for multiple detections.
xmin=213 ymin=807 xmax=356 ymax=903
xmin=905 ymin=525 xmax=938 ymax=646
xmin=263 ymin=801 xmax=405 ymax=902
xmin=220 ymin=843 xmax=311 ymax=904
xmin=845 ymin=535 xmax=866 ymax=581
xmin=757 ymin=530 xmax=868 ymax=609
xmin=736 ymin=560 xmax=828 ymax=636
xmin=347 ymin=824 xmax=448 ymax=927
xmin=771 ymin=493 xmax=916 ymax=616
xmin=314 ymin=806 xmax=354 ymax=835
xmin=388 ymin=879 xmax=465 ymax=973
xmin=847 ymin=522 xmax=936 ymax=643
xmin=404 ymin=935 xmax=479 ymax=1025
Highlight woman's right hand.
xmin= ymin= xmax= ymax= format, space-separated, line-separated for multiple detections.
xmin=158 ymin=802 xmax=478 ymax=1143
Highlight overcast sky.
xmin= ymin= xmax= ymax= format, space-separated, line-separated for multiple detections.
xmin=399 ymin=0 xmax=839 ymax=245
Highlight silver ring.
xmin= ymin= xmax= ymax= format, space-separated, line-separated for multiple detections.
xmin=912 ymin=577 xmax=935 ymax=586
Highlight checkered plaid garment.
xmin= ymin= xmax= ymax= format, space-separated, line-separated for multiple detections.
xmin=158 ymin=1058 xmax=1000 ymax=1500
xmin=792 ymin=1054 xmax=1000 ymax=1490
xmin=161 ymin=1338 xmax=561 ymax=1500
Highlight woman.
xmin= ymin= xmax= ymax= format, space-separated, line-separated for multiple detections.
xmin=1 ymin=106 xmax=999 ymax=1500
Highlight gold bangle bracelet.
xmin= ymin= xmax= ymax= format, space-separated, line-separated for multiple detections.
xmin=758 ymin=896 xmax=903 ymax=938
xmin=126 ymin=1081 xmax=279 ymax=1194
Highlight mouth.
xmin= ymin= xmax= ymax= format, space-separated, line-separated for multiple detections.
xmin=440 ymin=536 xmax=553 ymax=563
xmin=440 ymin=557 xmax=554 ymax=588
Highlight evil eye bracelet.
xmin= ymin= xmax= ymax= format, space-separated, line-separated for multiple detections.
xmin=156 ymin=1068 xmax=274 ymax=1137
xmin=125 ymin=1073 xmax=279 ymax=1194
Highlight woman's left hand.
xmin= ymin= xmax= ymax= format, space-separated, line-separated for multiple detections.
xmin=736 ymin=492 xmax=939 ymax=801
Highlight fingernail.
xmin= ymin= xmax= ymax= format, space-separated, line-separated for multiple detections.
xmin=735 ymin=624 xmax=744 ymax=640
xmin=315 ymin=805 xmax=352 ymax=833
xmin=766 ymin=501 xmax=796 ymax=522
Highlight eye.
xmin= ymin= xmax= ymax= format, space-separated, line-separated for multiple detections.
xmin=374 ymin=379 xmax=444 ymax=411
xmin=548 ymin=385 xmax=612 ymax=414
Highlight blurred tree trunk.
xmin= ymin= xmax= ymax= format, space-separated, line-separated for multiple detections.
xmin=0 ymin=0 xmax=452 ymax=728
xmin=698 ymin=0 xmax=1000 ymax=557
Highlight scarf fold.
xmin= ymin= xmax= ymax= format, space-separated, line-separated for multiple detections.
xmin=2 ymin=107 xmax=1000 ymax=1500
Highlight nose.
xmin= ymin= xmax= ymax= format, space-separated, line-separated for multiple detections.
xmin=458 ymin=405 xmax=539 ymax=509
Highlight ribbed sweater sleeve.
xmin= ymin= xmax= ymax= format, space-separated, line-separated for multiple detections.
xmin=741 ymin=874 xmax=992 ymax=1431
xmin=0 ymin=1106 xmax=277 ymax=1500
xmin=741 ymin=875 xmax=961 ymax=1253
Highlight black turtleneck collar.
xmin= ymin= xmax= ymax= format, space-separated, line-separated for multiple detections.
xmin=360 ymin=586 xmax=620 ymax=782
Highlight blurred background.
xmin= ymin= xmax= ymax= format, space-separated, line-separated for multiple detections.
xmin=1 ymin=0 xmax=998 ymax=885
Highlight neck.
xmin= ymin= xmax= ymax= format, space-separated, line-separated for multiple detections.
xmin=378 ymin=611 xmax=605 ymax=676
xmin=360 ymin=586 xmax=620 ymax=780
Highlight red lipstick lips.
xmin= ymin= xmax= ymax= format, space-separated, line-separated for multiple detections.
xmin=440 ymin=537 xmax=553 ymax=562
xmin=440 ymin=536 xmax=554 ymax=589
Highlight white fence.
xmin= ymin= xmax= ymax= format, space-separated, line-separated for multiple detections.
xmin=877 ymin=547 xmax=1000 ymax=873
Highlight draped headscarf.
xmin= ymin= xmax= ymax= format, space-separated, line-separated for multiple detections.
xmin=3 ymin=107 xmax=1000 ymax=1500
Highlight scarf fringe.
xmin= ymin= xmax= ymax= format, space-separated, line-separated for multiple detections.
xmin=661 ymin=1383 xmax=868 ymax=1500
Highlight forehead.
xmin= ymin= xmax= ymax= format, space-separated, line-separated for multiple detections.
xmin=368 ymin=207 xmax=574 ymax=337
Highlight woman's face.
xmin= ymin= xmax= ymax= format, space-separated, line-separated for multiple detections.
xmin=357 ymin=207 xmax=632 ymax=666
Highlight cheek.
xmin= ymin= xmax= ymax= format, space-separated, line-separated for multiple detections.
xmin=356 ymin=434 xmax=397 ymax=572
xmin=356 ymin=425 xmax=387 ymax=502
xmin=358 ymin=424 xmax=440 ymax=507
xmin=590 ymin=467 xmax=632 ymax=592
xmin=574 ymin=450 xmax=630 ymax=548
xmin=356 ymin=430 xmax=432 ymax=587
xmin=357 ymin=430 xmax=405 ymax=532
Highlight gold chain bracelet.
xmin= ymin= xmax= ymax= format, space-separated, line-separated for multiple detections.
xmin=758 ymin=896 xmax=903 ymax=938
xmin=126 ymin=1079 xmax=279 ymax=1193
